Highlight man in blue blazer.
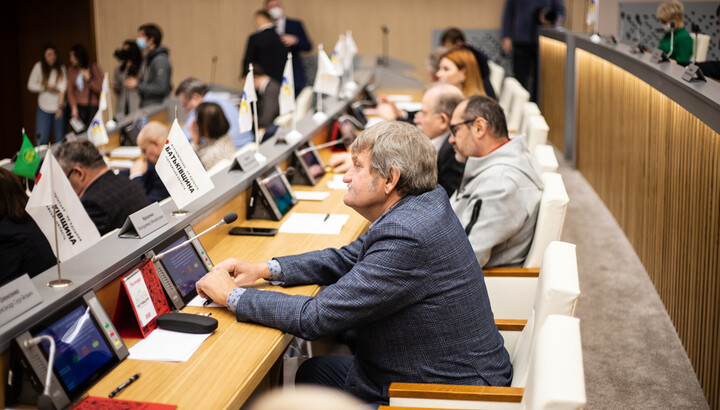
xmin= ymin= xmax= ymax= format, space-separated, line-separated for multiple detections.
xmin=265 ymin=0 xmax=312 ymax=95
xmin=197 ymin=121 xmax=512 ymax=406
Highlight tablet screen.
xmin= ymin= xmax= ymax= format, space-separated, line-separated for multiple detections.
xmin=299 ymin=144 xmax=325 ymax=180
xmin=158 ymin=235 xmax=209 ymax=299
xmin=264 ymin=172 xmax=294 ymax=216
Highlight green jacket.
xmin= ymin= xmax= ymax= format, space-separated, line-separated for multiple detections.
xmin=658 ymin=26 xmax=694 ymax=64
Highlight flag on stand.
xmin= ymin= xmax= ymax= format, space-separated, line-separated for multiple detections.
xmin=12 ymin=132 xmax=40 ymax=179
xmin=87 ymin=108 xmax=109 ymax=146
xmin=345 ymin=31 xmax=358 ymax=70
xmin=586 ymin=0 xmax=598 ymax=26
xmin=279 ymin=54 xmax=296 ymax=116
xmin=99 ymin=73 xmax=109 ymax=112
xmin=331 ymin=34 xmax=345 ymax=73
xmin=26 ymin=151 xmax=100 ymax=261
xmin=313 ymin=46 xmax=341 ymax=97
xmin=239 ymin=70 xmax=257 ymax=133
xmin=155 ymin=119 xmax=215 ymax=208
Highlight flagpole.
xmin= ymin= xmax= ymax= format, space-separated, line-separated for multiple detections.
xmin=47 ymin=141 xmax=72 ymax=288
xmin=312 ymin=44 xmax=328 ymax=123
xmin=104 ymin=73 xmax=117 ymax=129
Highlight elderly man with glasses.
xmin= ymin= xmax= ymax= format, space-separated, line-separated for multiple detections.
xmin=448 ymin=95 xmax=543 ymax=268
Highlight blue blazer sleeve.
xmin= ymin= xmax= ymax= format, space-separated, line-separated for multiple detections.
xmin=501 ymin=0 xmax=514 ymax=39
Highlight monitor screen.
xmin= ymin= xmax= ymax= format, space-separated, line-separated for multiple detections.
xmin=158 ymin=235 xmax=209 ymax=298
xmin=33 ymin=305 xmax=115 ymax=396
xmin=264 ymin=172 xmax=295 ymax=216
xmin=298 ymin=144 xmax=326 ymax=181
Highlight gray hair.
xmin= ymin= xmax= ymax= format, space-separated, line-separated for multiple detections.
xmin=54 ymin=139 xmax=105 ymax=171
xmin=351 ymin=121 xmax=437 ymax=197
xmin=461 ymin=95 xmax=508 ymax=139
xmin=137 ymin=121 xmax=169 ymax=144
xmin=175 ymin=77 xmax=209 ymax=98
xmin=426 ymin=82 xmax=464 ymax=119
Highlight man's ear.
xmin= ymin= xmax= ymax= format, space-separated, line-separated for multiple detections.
xmin=438 ymin=112 xmax=450 ymax=127
xmin=384 ymin=167 xmax=401 ymax=195
xmin=473 ymin=117 xmax=487 ymax=138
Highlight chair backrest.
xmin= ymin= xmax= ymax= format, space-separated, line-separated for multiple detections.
xmin=488 ymin=60 xmax=505 ymax=97
xmin=294 ymin=86 xmax=314 ymax=121
xmin=526 ymin=115 xmax=549 ymax=154
xmin=507 ymin=87 xmax=531 ymax=133
xmin=511 ymin=241 xmax=580 ymax=388
xmin=499 ymin=76 xmax=522 ymax=113
xmin=523 ymin=172 xmax=569 ymax=268
xmin=690 ymin=33 xmax=710 ymax=63
xmin=521 ymin=315 xmax=586 ymax=410
xmin=534 ymin=144 xmax=559 ymax=173
xmin=518 ymin=102 xmax=541 ymax=137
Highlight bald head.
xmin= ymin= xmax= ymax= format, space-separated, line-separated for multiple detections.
xmin=137 ymin=121 xmax=169 ymax=164
xmin=414 ymin=82 xmax=464 ymax=140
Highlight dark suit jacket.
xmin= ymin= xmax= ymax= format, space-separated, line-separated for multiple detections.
xmin=284 ymin=18 xmax=312 ymax=94
xmin=243 ymin=27 xmax=286 ymax=84
xmin=235 ymin=187 xmax=512 ymax=405
xmin=81 ymin=170 xmax=149 ymax=235
xmin=0 ymin=217 xmax=56 ymax=286
xmin=119 ymin=162 xmax=169 ymax=204
xmin=258 ymin=78 xmax=280 ymax=128
xmin=437 ymin=133 xmax=465 ymax=196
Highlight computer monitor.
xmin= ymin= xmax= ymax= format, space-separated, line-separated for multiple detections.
xmin=152 ymin=226 xmax=214 ymax=310
xmin=248 ymin=166 xmax=297 ymax=221
xmin=10 ymin=291 xmax=128 ymax=409
xmin=292 ymin=142 xmax=326 ymax=185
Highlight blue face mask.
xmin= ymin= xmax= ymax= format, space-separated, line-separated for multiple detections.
xmin=137 ymin=36 xmax=148 ymax=50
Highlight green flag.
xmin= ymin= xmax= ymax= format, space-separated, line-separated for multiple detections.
xmin=12 ymin=133 xmax=40 ymax=179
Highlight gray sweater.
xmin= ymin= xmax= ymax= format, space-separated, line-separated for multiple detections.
xmin=450 ymin=136 xmax=543 ymax=267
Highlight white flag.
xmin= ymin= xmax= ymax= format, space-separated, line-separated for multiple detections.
xmin=313 ymin=47 xmax=341 ymax=97
xmin=239 ymin=70 xmax=256 ymax=133
xmin=99 ymin=72 xmax=109 ymax=112
xmin=279 ymin=54 xmax=296 ymax=115
xmin=26 ymin=151 xmax=100 ymax=261
xmin=155 ymin=119 xmax=215 ymax=208
xmin=87 ymin=108 xmax=109 ymax=146
xmin=345 ymin=31 xmax=358 ymax=70
xmin=331 ymin=34 xmax=345 ymax=73
xmin=586 ymin=0 xmax=598 ymax=26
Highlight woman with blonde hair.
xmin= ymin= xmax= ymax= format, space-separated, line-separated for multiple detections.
xmin=656 ymin=0 xmax=693 ymax=63
xmin=436 ymin=48 xmax=487 ymax=98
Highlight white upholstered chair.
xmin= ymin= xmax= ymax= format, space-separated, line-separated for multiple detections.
xmin=488 ymin=60 xmax=505 ymax=98
xmin=386 ymin=314 xmax=585 ymax=410
xmin=499 ymin=76 xmax=522 ymax=113
xmin=526 ymin=115 xmax=549 ymax=155
xmin=518 ymin=102 xmax=541 ymax=138
xmin=534 ymin=144 xmax=559 ymax=173
xmin=272 ymin=86 xmax=315 ymax=128
xmin=506 ymin=86 xmax=531 ymax=134
xmin=690 ymin=33 xmax=710 ymax=63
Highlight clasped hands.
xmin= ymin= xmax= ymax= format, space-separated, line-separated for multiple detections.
xmin=195 ymin=259 xmax=270 ymax=307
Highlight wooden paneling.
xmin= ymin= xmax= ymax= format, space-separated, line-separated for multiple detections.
xmin=539 ymin=36 xmax=566 ymax=153
xmin=575 ymin=49 xmax=720 ymax=409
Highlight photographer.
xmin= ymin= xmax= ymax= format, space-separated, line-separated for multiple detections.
xmin=112 ymin=39 xmax=142 ymax=120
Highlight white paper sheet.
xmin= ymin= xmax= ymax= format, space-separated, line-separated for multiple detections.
xmin=294 ymin=191 xmax=330 ymax=201
xmin=279 ymin=213 xmax=350 ymax=235
xmin=395 ymin=102 xmax=423 ymax=112
xmin=386 ymin=94 xmax=413 ymax=102
xmin=110 ymin=146 xmax=142 ymax=158
xmin=327 ymin=174 xmax=348 ymax=190
xmin=128 ymin=328 xmax=212 ymax=362
xmin=187 ymin=295 xmax=224 ymax=308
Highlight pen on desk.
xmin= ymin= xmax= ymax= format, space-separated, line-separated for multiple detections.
xmin=108 ymin=372 xmax=141 ymax=398
xmin=323 ymin=214 xmax=330 ymax=222
xmin=203 ymin=298 xmax=214 ymax=307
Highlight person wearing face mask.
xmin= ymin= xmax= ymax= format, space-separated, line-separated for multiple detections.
xmin=241 ymin=10 xmax=286 ymax=85
xmin=656 ymin=0 xmax=693 ymax=64
xmin=264 ymin=0 xmax=312 ymax=96
xmin=126 ymin=23 xmax=173 ymax=108
xmin=112 ymin=40 xmax=142 ymax=120
xmin=66 ymin=44 xmax=103 ymax=133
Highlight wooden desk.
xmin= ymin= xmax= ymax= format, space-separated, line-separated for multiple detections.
xmin=86 ymin=152 xmax=369 ymax=409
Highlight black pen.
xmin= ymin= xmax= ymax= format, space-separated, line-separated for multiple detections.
xmin=323 ymin=214 xmax=330 ymax=222
xmin=109 ymin=372 xmax=141 ymax=398
xmin=203 ymin=297 xmax=214 ymax=307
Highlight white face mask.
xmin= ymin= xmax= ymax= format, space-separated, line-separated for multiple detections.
xmin=662 ymin=22 xmax=674 ymax=32
xmin=268 ymin=7 xmax=283 ymax=20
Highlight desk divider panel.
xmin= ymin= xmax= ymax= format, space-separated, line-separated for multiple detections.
xmin=539 ymin=36 xmax=567 ymax=154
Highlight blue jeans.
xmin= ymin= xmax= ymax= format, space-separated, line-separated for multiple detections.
xmin=35 ymin=107 xmax=66 ymax=145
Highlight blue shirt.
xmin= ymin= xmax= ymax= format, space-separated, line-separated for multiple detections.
xmin=182 ymin=91 xmax=253 ymax=149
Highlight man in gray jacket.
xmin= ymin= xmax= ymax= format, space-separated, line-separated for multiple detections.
xmin=126 ymin=23 xmax=172 ymax=107
xmin=449 ymin=95 xmax=543 ymax=267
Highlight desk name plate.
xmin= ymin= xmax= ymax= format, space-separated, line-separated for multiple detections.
xmin=118 ymin=202 xmax=169 ymax=239
xmin=230 ymin=150 xmax=261 ymax=173
xmin=0 ymin=274 xmax=42 ymax=325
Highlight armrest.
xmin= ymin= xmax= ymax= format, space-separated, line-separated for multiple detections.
xmin=483 ymin=267 xmax=540 ymax=277
xmin=389 ymin=382 xmax=523 ymax=403
xmin=495 ymin=319 xmax=527 ymax=331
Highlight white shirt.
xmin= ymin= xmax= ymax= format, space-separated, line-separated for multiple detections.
xmin=430 ymin=132 xmax=449 ymax=152
xmin=27 ymin=62 xmax=68 ymax=113
xmin=274 ymin=17 xmax=287 ymax=35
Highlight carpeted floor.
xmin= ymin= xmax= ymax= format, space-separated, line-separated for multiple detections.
xmin=557 ymin=153 xmax=709 ymax=409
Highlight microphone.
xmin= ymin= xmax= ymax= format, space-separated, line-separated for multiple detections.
xmin=210 ymin=56 xmax=218 ymax=87
xmin=668 ymin=22 xmax=675 ymax=58
xmin=261 ymin=167 xmax=295 ymax=184
xmin=24 ymin=336 xmax=55 ymax=410
xmin=298 ymin=136 xmax=352 ymax=155
xmin=692 ymin=23 xmax=700 ymax=64
xmin=152 ymin=212 xmax=238 ymax=262
xmin=379 ymin=25 xmax=389 ymax=67
xmin=635 ymin=14 xmax=642 ymax=44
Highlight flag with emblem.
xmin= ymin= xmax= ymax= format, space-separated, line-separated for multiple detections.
xmin=279 ymin=53 xmax=296 ymax=116
xmin=239 ymin=69 xmax=257 ymax=133
xmin=313 ymin=45 xmax=340 ymax=97
xmin=12 ymin=131 xmax=40 ymax=179
xmin=586 ymin=0 xmax=598 ymax=26
xmin=26 ymin=150 xmax=100 ymax=260
xmin=154 ymin=119 xmax=214 ymax=208
xmin=331 ymin=34 xmax=345 ymax=73
xmin=345 ymin=31 xmax=358 ymax=70
xmin=87 ymin=109 xmax=109 ymax=146
xmin=98 ymin=72 xmax=109 ymax=112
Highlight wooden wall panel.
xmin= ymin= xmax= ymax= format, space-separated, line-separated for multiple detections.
xmin=539 ymin=36 xmax=566 ymax=152
xmin=576 ymin=49 xmax=720 ymax=409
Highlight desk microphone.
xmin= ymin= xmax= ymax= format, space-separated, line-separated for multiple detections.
xmin=152 ymin=212 xmax=238 ymax=262
xmin=298 ymin=136 xmax=352 ymax=155
xmin=635 ymin=14 xmax=642 ymax=45
xmin=668 ymin=22 xmax=675 ymax=58
xmin=23 ymin=336 xmax=56 ymax=410
xmin=210 ymin=56 xmax=218 ymax=87
xmin=261 ymin=167 xmax=295 ymax=184
xmin=379 ymin=25 xmax=389 ymax=67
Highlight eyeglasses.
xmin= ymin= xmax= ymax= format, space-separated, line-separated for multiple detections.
xmin=66 ymin=168 xmax=75 ymax=179
xmin=449 ymin=119 xmax=475 ymax=136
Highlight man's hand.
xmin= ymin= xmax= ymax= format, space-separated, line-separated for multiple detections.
xmin=329 ymin=152 xmax=352 ymax=173
xmin=196 ymin=269 xmax=237 ymax=306
xmin=125 ymin=77 xmax=138 ymax=90
xmin=502 ymin=37 xmax=513 ymax=54
xmin=130 ymin=157 xmax=147 ymax=176
xmin=280 ymin=34 xmax=299 ymax=47
xmin=212 ymin=258 xmax=270 ymax=287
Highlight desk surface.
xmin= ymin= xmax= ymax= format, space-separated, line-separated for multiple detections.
xmin=86 ymin=154 xmax=370 ymax=408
